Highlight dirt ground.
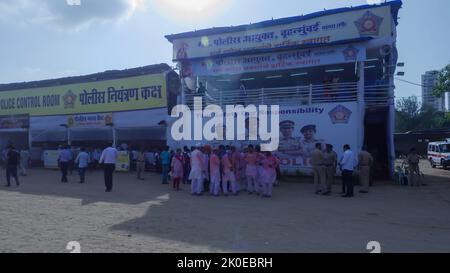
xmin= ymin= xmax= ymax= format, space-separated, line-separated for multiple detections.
xmin=0 ymin=160 xmax=449 ymax=253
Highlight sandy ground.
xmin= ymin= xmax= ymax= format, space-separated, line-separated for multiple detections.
xmin=0 ymin=161 xmax=449 ymax=253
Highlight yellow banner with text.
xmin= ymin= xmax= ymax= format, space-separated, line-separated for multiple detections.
xmin=0 ymin=74 xmax=167 ymax=116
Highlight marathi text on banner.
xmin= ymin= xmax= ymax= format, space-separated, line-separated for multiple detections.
xmin=191 ymin=45 xmax=365 ymax=76
xmin=171 ymin=5 xmax=391 ymax=59
xmin=0 ymin=74 xmax=167 ymax=116
xmin=68 ymin=113 xmax=113 ymax=128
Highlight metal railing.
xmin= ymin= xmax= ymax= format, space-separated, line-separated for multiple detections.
xmin=184 ymin=82 xmax=393 ymax=107
xmin=365 ymin=84 xmax=393 ymax=107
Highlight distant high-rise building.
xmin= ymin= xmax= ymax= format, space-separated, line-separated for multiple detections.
xmin=446 ymin=92 xmax=450 ymax=112
xmin=422 ymin=70 xmax=447 ymax=112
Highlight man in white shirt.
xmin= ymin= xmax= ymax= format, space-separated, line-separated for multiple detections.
xmin=189 ymin=144 xmax=206 ymax=195
xmin=75 ymin=147 xmax=90 ymax=183
xmin=99 ymin=142 xmax=118 ymax=192
xmin=339 ymin=144 xmax=357 ymax=198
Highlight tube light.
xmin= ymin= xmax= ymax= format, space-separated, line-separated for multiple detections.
xmin=325 ymin=69 xmax=345 ymax=73
xmin=290 ymin=72 xmax=308 ymax=77
xmin=266 ymin=75 xmax=283 ymax=79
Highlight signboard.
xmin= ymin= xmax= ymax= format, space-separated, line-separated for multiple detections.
xmin=116 ymin=151 xmax=130 ymax=172
xmin=167 ymin=102 xmax=359 ymax=176
xmin=0 ymin=114 xmax=30 ymax=129
xmin=43 ymin=150 xmax=60 ymax=169
xmin=171 ymin=5 xmax=391 ymax=60
xmin=68 ymin=113 xmax=113 ymax=128
xmin=191 ymin=44 xmax=365 ymax=76
xmin=0 ymin=74 xmax=167 ymax=116
xmin=276 ymin=102 xmax=358 ymax=175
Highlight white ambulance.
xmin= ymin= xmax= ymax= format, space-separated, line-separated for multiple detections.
xmin=427 ymin=139 xmax=450 ymax=169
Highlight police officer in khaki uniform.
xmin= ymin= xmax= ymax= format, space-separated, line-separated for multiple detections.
xmin=311 ymin=143 xmax=326 ymax=194
xmin=323 ymin=144 xmax=337 ymax=195
xmin=358 ymin=146 xmax=373 ymax=193
xmin=406 ymin=148 xmax=422 ymax=187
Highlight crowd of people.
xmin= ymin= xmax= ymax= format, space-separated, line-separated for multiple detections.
xmin=164 ymin=144 xmax=281 ymax=198
xmin=52 ymin=143 xmax=170 ymax=188
xmin=46 ymin=142 xmax=282 ymax=197
xmin=164 ymin=143 xmax=373 ymax=199
xmin=1 ymin=141 xmax=426 ymax=197
xmin=310 ymin=143 xmax=374 ymax=198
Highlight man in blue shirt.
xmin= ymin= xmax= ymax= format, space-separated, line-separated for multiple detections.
xmin=160 ymin=146 xmax=171 ymax=184
xmin=75 ymin=147 xmax=90 ymax=183
xmin=58 ymin=145 xmax=72 ymax=183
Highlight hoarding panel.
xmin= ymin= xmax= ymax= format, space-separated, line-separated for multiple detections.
xmin=0 ymin=74 xmax=167 ymax=116
xmin=191 ymin=44 xmax=366 ymax=76
xmin=172 ymin=6 xmax=391 ymax=60
xmin=167 ymin=102 xmax=359 ymax=175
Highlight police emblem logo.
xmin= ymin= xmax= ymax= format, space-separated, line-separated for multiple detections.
xmin=328 ymin=105 xmax=352 ymax=124
xmin=63 ymin=90 xmax=77 ymax=109
xmin=354 ymin=11 xmax=384 ymax=36
xmin=342 ymin=46 xmax=359 ymax=61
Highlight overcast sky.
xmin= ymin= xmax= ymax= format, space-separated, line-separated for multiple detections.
xmin=0 ymin=0 xmax=449 ymax=99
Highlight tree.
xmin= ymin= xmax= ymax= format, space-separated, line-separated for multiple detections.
xmin=396 ymin=96 xmax=420 ymax=119
xmin=395 ymin=96 xmax=450 ymax=133
xmin=395 ymin=96 xmax=420 ymax=133
xmin=433 ymin=64 xmax=450 ymax=97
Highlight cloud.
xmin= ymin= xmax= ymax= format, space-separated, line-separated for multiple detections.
xmin=66 ymin=0 xmax=82 ymax=5
xmin=0 ymin=0 xmax=145 ymax=30
xmin=0 ymin=67 xmax=79 ymax=84
xmin=152 ymin=0 xmax=235 ymax=24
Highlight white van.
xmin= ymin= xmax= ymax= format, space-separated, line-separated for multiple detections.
xmin=427 ymin=139 xmax=450 ymax=169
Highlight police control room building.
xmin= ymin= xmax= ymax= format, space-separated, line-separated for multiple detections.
xmin=0 ymin=64 xmax=180 ymax=162
xmin=165 ymin=1 xmax=403 ymax=178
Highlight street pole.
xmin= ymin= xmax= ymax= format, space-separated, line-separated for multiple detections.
xmin=67 ymin=128 xmax=71 ymax=146
xmin=112 ymin=126 xmax=117 ymax=148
